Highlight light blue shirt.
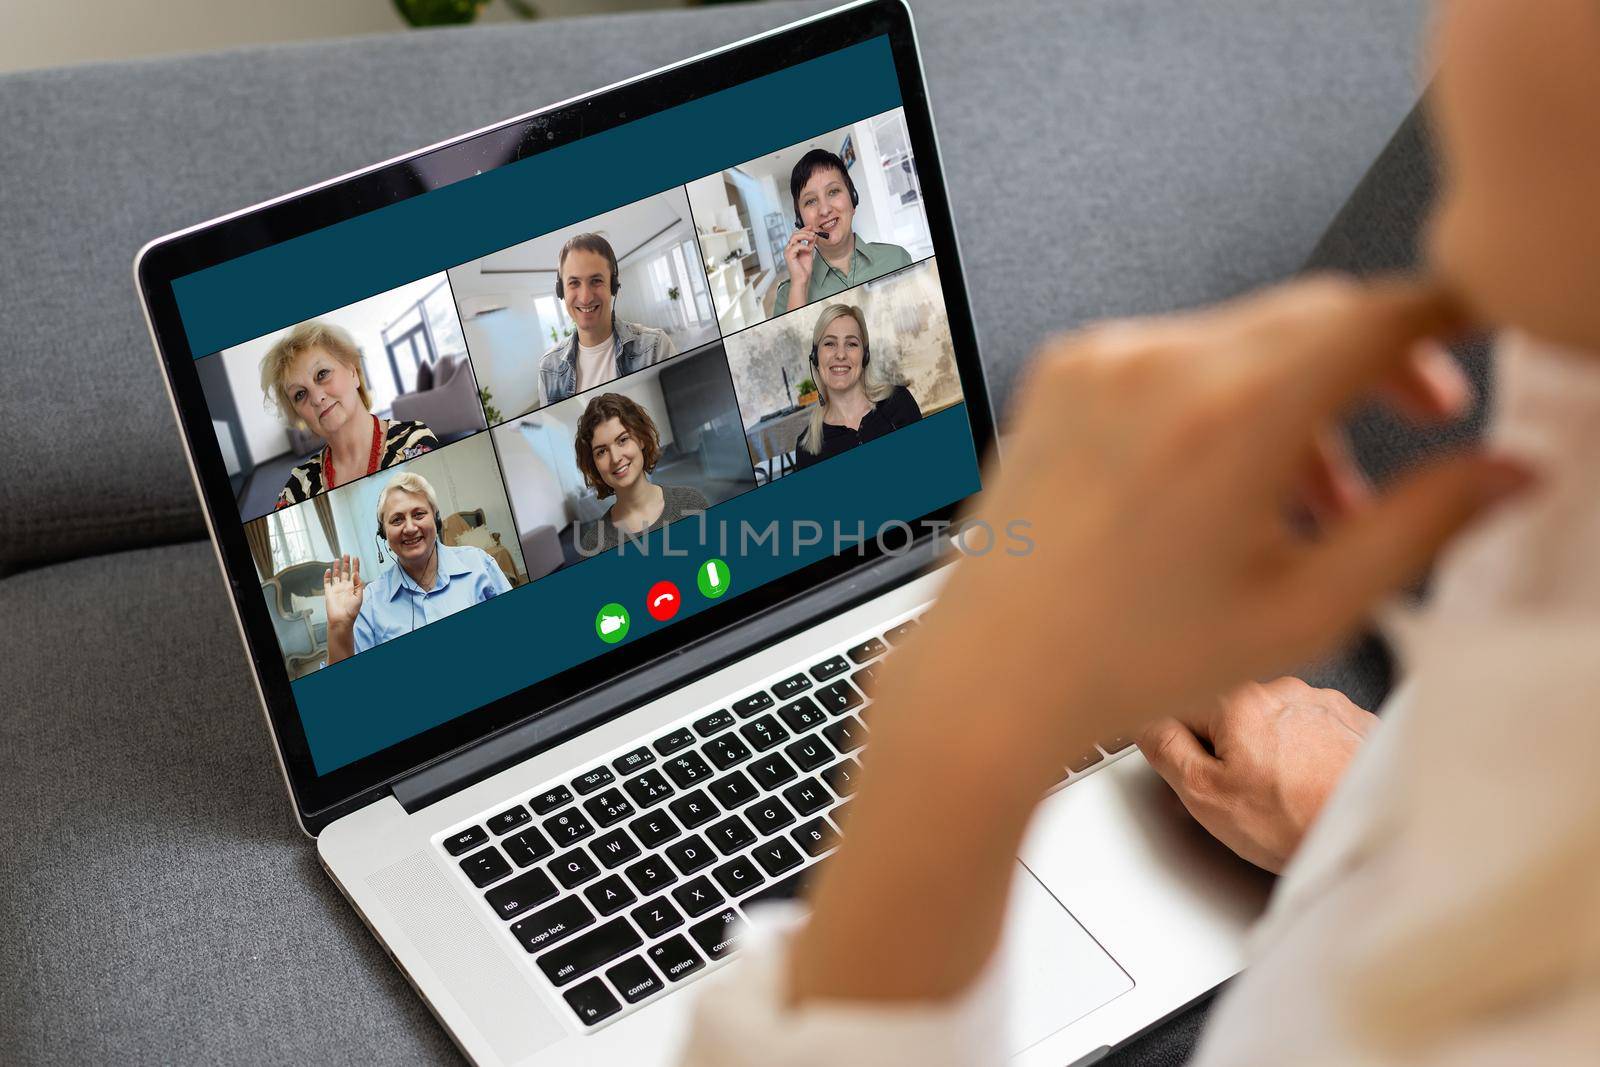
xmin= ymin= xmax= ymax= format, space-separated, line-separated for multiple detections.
xmin=352 ymin=543 xmax=511 ymax=654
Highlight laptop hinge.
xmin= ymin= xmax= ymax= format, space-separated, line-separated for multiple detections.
xmin=391 ymin=539 xmax=950 ymax=814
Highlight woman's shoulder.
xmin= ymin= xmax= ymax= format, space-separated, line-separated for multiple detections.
xmin=884 ymin=385 xmax=923 ymax=417
xmin=277 ymin=455 xmax=325 ymax=507
xmin=665 ymin=484 xmax=711 ymax=511
xmin=382 ymin=420 xmax=439 ymax=465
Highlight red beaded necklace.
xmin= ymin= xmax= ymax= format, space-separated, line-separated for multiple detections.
xmin=322 ymin=414 xmax=383 ymax=489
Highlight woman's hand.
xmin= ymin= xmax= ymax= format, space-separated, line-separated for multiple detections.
xmin=792 ymin=275 xmax=1530 ymax=1005
xmin=1140 ymin=677 xmax=1379 ymax=873
xmin=323 ymin=555 xmax=364 ymax=664
xmin=782 ymin=226 xmax=822 ymax=310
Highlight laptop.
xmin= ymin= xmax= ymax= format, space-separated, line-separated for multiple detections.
xmin=135 ymin=1 xmax=1271 ymax=1062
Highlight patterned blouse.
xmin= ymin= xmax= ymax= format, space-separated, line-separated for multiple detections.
xmin=275 ymin=417 xmax=438 ymax=510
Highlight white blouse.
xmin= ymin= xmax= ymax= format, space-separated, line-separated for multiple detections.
xmin=676 ymin=334 xmax=1600 ymax=1065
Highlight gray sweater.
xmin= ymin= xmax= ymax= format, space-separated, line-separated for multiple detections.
xmin=577 ymin=484 xmax=710 ymax=554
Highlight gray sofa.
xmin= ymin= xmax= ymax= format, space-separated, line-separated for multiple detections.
xmin=0 ymin=1 xmax=1428 ymax=1063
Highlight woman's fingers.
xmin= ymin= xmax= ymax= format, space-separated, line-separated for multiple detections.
xmin=1378 ymin=339 xmax=1474 ymax=422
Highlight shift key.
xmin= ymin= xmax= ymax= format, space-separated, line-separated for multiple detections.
xmin=510 ymin=895 xmax=595 ymax=954
xmin=537 ymin=918 xmax=642 ymax=987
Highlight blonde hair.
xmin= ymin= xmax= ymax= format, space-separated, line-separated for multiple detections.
xmin=375 ymin=471 xmax=441 ymax=529
xmin=802 ymin=304 xmax=896 ymax=456
xmin=259 ymin=320 xmax=372 ymax=429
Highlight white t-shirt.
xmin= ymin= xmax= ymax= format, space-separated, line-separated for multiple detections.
xmin=575 ymin=334 xmax=615 ymax=394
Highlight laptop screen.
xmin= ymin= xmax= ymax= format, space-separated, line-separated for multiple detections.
xmin=157 ymin=25 xmax=985 ymax=799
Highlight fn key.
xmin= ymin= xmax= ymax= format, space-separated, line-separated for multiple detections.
xmin=562 ymin=977 xmax=621 ymax=1027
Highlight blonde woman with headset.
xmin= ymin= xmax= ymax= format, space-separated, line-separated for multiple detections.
xmin=793 ymin=303 xmax=922 ymax=470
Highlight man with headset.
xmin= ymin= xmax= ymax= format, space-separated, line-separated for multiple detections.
xmin=320 ymin=471 xmax=510 ymax=665
xmin=537 ymin=232 xmax=677 ymax=407
xmin=772 ymin=148 xmax=914 ymax=319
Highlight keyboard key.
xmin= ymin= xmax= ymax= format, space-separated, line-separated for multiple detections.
xmin=503 ymin=826 xmax=555 ymax=867
xmin=731 ymin=691 xmax=775 ymax=718
xmin=791 ymin=817 xmax=839 ymax=857
xmin=583 ymin=874 xmax=638 ymax=916
xmin=748 ymin=753 xmax=797 ymax=791
xmin=628 ymin=810 xmax=680 ymax=850
xmin=846 ymin=637 xmax=887 ymax=663
xmin=854 ymin=665 xmax=879 ymax=695
xmin=809 ymin=655 xmax=851 ymax=682
xmin=572 ymin=765 xmax=615 ymax=795
xmin=1100 ymin=736 xmax=1136 ymax=754
xmin=784 ymin=735 xmax=833 ymax=772
xmin=652 ymin=727 xmax=696 ymax=757
xmin=704 ymin=733 xmax=751 ymax=771
xmin=708 ymin=770 xmax=757 ymax=810
xmin=563 ymin=976 xmax=621 ymax=1026
xmin=693 ymin=709 xmax=736 ymax=737
xmin=821 ymin=716 xmax=866 ymax=754
xmin=459 ymin=847 xmax=512 ymax=888
xmin=612 ymin=746 xmax=656 ymax=775
xmin=815 ymin=680 xmax=864 ymax=716
xmin=663 ymin=751 xmax=714 ymax=789
xmin=624 ymin=855 xmax=677 ymax=896
xmin=551 ymin=849 xmax=602 ymax=890
xmin=711 ymin=855 xmax=765 ymax=897
xmin=649 ymin=934 xmax=705 ymax=982
xmin=689 ymin=907 xmax=747 ymax=961
xmin=443 ymin=825 xmax=488 ymax=856
xmin=606 ymin=955 xmax=664 ymax=1005
xmin=883 ymin=619 xmax=919 ymax=645
xmin=744 ymin=796 xmax=796 ymax=836
xmin=775 ymin=696 xmax=827 ymax=733
xmin=822 ymin=758 xmax=860 ymax=797
xmin=510 ymin=895 xmax=595 ymax=953
xmin=622 ymin=769 xmax=674 ymax=809
xmin=671 ymin=875 xmax=725 ymax=917
xmin=590 ymin=828 xmax=641 ymax=869
xmin=486 ymin=805 xmax=531 ymax=835
xmin=582 ymin=788 xmax=635 ymax=828
xmin=530 ymin=785 xmax=574 ymax=816
xmin=536 ymin=917 xmax=641 ymax=987
xmin=772 ymin=672 xmax=811 ymax=699
xmin=669 ymin=789 xmax=718 ymax=829
xmin=1069 ymin=749 xmax=1105 ymax=773
xmin=665 ymin=834 xmax=716 ymax=875
xmin=543 ymin=809 xmax=595 ymax=846
xmin=631 ymin=896 xmax=685 ymax=939
xmin=751 ymin=836 xmax=804 ymax=878
xmin=483 ymin=868 xmax=558 ymax=921
xmin=739 ymin=714 xmax=789 ymax=752
xmin=706 ymin=814 xmax=756 ymax=855
xmin=782 ymin=777 xmax=831 ymax=817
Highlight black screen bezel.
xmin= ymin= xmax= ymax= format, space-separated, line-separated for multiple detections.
xmin=136 ymin=0 xmax=994 ymax=832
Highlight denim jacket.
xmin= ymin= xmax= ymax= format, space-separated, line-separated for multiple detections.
xmin=538 ymin=314 xmax=677 ymax=405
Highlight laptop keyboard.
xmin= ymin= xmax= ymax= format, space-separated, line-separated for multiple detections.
xmin=436 ymin=608 xmax=1136 ymax=1031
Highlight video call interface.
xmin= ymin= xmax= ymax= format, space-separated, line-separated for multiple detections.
xmin=184 ymin=43 xmax=978 ymax=775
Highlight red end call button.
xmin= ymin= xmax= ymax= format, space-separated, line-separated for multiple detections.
xmin=646 ymin=581 xmax=681 ymax=621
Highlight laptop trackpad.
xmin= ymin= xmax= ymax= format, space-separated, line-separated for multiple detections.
xmin=1000 ymin=864 xmax=1134 ymax=1055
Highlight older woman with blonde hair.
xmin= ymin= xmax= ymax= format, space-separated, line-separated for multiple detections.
xmin=261 ymin=320 xmax=438 ymax=509
xmin=321 ymin=470 xmax=509 ymax=664
xmin=793 ymin=303 xmax=921 ymax=470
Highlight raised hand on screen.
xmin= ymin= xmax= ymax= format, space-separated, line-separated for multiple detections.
xmin=782 ymin=225 xmax=822 ymax=310
xmin=323 ymin=554 xmax=365 ymax=630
